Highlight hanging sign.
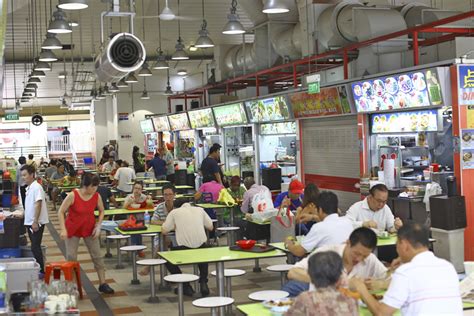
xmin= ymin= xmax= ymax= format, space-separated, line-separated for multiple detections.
xmin=4 ymin=112 xmax=19 ymax=121
xmin=306 ymin=74 xmax=321 ymax=95
xmin=118 ymin=112 xmax=129 ymax=121
xmin=458 ymin=65 xmax=474 ymax=105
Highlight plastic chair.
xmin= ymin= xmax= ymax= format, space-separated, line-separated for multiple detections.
xmin=45 ymin=261 xmax=83 ymax=299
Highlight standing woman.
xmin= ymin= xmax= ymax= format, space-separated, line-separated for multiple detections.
xmin=132 ymin=146 xmax=145 ymax=173
xmin=58 ymin=173 xmax=115 ymax=294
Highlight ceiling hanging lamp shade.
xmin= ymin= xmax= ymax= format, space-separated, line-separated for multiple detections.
xmin=153 ymin=52 xmax=169 ymax=69
xmin=172 ymin=38 xmax=188 ymax=60
xmin=177 ymin=69 xmax=187 ymax=76
xmin=164 ymin=85 xmax=173 ymax=95
xmin=42 ymin=33 xmax=62 ymax=50
xmin=138 ymin=63 xmax=152 ymax=77
xmin=125 ymin=72 xmax=138 ymax=83
xmin=262 ymin=0 xmax=290 ymax=14
xmin=159 ymin=0 xmax=175 ymax=20
xmin=24 ymin=87 xmax=36 ymax=92
xmin=222 ymin=0 xmax=245 ymax=35
xmin=109 ymin=83 xmax=120 ymax=93
xmin=34 ymin=62 xmax=51 ymax=71
xmin=117 ymin=78 xmax=128 ymax=88
xmin=195 ymin=27 xmax=214 ymax=48
xmin=39 ymin=50 xmax=58 ymax=62
xmin=58 ymin=0 xmax=88 ymax=10
xmin=140 ymin=90 xmax=150 ymax=100
xmin=31 ymin=70 xmax=46 ymax=78
xmin=28 ymin=77 xmax=41 ymax=83
xmin=48 ymin=9 xmax=72 ymax=34
xmin=69 ymin=20 xmax=79 ymax=27
xmin=26 ymin=83 xmax=38 ymax=89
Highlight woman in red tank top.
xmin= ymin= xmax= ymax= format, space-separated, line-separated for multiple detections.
xmin=58 ymin=173 xmax=115 ymax=294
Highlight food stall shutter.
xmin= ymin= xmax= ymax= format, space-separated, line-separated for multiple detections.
xmin=301 ymin=116 xmax=360 ymax=211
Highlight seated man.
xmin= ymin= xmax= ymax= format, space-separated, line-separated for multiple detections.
xmin=346 ymin=184 xmax=402 ymax=233
xmin=283 ymin=227 xmax=387 ymax=297
xmin=286 ymin=251 xmax=358 ymax=316
xmin=285 ymin=191 xmax=353 ymax=257
xmin=274 ymin=180 xmax=311 ymax=235
xmin=101 ymin=157 xmax=116 ymax=173
xmin=162 ymin=198 xmax=214 ymax=297
xmin=350 ymin=223 xmax=462 ymax=316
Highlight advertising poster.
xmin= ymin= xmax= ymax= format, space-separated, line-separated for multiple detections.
xmin=260 ymin=122 xmax=297 ymax=135
xmin=371 ymin=109 xmax=438 ymax=134
xmin=458 ymin=65 xmax=474 ymax=106
xmin=212 ymin=103 xmax=248 ymax=126
xmin=168 ymin=113 xmax=190 ymax=131
xmin=139 ymin=119 xmax=154 ymax=133
xmin=290 ymin=87 xmax=350 ymax=118
xmin=118 ymin=113 xmax=129 ymax=121
xmin=463 ymin=149 xmax=474 ymax=169
xmin=246 ymin=96 xmax=291 ymax=123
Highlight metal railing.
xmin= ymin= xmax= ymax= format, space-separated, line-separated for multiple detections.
xmin=49 ymin=134 xmax=92 ymax=154
xmin=0 ymin=146 xmax=48 ymax=161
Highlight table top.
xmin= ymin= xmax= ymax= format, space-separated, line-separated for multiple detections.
xmin=144 ymin=185 xmax=194 ymax=191
xmin=196 ymin=203 xmax=232 ymax=209
xmin=95 ymin=208 xmax=154 ymax=216
xmin=58 ymin=185 xmax=80 ymax=191
xmin=158 ymin=245 xmax=286 ymax=265
xmin=126 ymin=180 xmax=170 ymax=185
xmin=115 ymin=224 xmax=162 ymax=235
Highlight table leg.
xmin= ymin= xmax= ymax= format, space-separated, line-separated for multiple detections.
xmin=131 ymin=252 xmax=140 ymax=285
xmin=178 ymin=283 xmax=185 ymax=316
xmin=211 ymin=307 xmax=218 ymax=316
xmin=280 ymin=272 xmax=286 ymax=287
xmin=216 ymin=262 xmax=225 ymax=316
xmin=408 ymin=201 xmax=413 ymax=220
xmin=253 ymin=259 xmax=261 ymax=273
xmin=226 ymin=277 xmax=232 ymax=315
xmin=105 ymin=231 xmax=112 ymax=258
xmin=150 ymin=236 xmax=156 ymax=257
xmin=116 ymin=241 xmax=124 ymax=269
xmin=230 ymin=206 xmax=235 ymax=227
xmin=148 ymin=266 xmax=159 ymax=303
xmin=194 ymin=264 xmax=200 ymax=293
xmin=158 ymin=233 xmax=169 ymax=291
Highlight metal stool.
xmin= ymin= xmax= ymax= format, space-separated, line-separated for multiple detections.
xmin=248 ymin=290 xmax=289 ymax=301
xmin=120 ymin=245 xmax=147 ymax=284
xmin=106 ymin=234 xmax=130 ymax=269
xmin=192 ymin=297 xmax=234 ymax=316
xmin=211 ymin=269 xmax=245 ymax=314
xmin=136 ymin=259 xmax=166 ymax=303
xmin=164 ymin=274 xmax=199 ymax=316
xmin=266 ymin=264 xmax=294 ymax=287
xmin=216 ymin=227 xmax=240 ymax=246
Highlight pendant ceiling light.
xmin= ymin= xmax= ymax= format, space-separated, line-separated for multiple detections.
xmin=172 ymin=0 xmax=188 ymax=60
xmin=195 ymin=0 xmax=214 ymax=48
xmin=159 ymin=0 xmax=175 ymax=21
xmin=69 ymin=20 xmax=79 ymax=27
xmin=222 ymin=0 xmax=245 ymax=35
xmin=39 ymin=50 xmax=58 ymax=62
xmin=177 ymin=69 xmax=187 ymax=76
xmin=48 ymin=9 xmax=72 ymax=34
xmin=125 ymin=72 xmax=138 ymax=83
xmin=21 ymin=98 xmax=30 ymax=103
xmin=141 ymin=78 xmax=150 ymax=100
xmin=31 ymin=70 xmax=46 ymax=78
xmin=23 ymin=92 xmax=34 ymax=96
xmin=58 ymin=71 xmax=67 ymax=79
xmin=262 ymin=0 xmax=290 ymax=14
xmin=28 ymin=77 xmax=41 ymax=84
xmin=153 ymin=0 xmax=169 ymax=69
xmin=25 ymin=87 xmax=35 ymax=92
xmin=109 ymin=83 xmax=120 ymax=93
xmin=42 ymin=33 xmax=62 ymax=50
xmin=34 ymin=62 xmax=51 ymax=71
xmin=117 ymin=78 xmax=128 ymax=88
xmin=26 ymin=83 xmax=38 ymax=89
xmin=96 ymin=86 xmax=106 ymax=100
xmin=138 ymin=0 xmax=152 ymax=77
xmin=164 ymin=69 xmax=173 ymax=95
xmin=58 ymin=0 xmax=88 ymax=10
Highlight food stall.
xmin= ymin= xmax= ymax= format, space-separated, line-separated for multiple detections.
xmin=187 ymin=107 xmax=219 ymax=168
xmin=167 ymin=112 xmax=194 ymax=160
xmin=244 ymin=95 xmax=296 ymax=190
xmin=139 ymin=119 xmax=157 ymax=159
xmin=211 ymin=102 xmax=255 ymax=180
xmin=151 ymin=115 xmax=171 ymax=150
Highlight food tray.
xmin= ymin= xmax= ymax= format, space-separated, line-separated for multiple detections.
xmin=229 ymin=245 xmax=276 ymax=253
xmin=118 ymin=226 xmax=148 ymax=232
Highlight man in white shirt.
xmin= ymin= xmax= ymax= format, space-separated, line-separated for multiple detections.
xmin=113 ymin=161 xmax=136 ymax=194
xmin=21 ymin=164 xmax=49 ymax=274
xmin=285 ymin=191 xmax=353 ymax=257
xmin=346 ymin=184 xmax=403 ymax=232
xmin=350 ymin=223 xmax=462 ymax=315
xmin=162 ymin=198 xmax=214 ymax=298
xmin=101 ymin=157 xmax=116 ymax=173
xmin=283 ymin=227 xmax=387 ymax=297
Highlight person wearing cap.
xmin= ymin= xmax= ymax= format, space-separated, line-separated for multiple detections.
xmin=200 ymin=143 xmax=223 ymax=185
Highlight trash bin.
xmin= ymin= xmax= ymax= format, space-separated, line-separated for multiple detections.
xmin=431 ymin=227 xmax=465 ymax=273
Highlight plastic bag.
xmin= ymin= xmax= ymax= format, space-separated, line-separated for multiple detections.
xmin=217 ymin=189 xmax=236 ymax=206
xmin=271 ymin=207 xmax=295 ymax=242
xmin=250 ymin=190 xmax=277 ymax=223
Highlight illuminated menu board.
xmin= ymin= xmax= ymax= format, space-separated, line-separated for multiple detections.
xmin=188 ymin=108 xmax=216 ymax=129
xmin=152 ymin=116 xmax=170 ymax=132
xmin=212 ymin=103 xmax=248 ymax=127
xmin=351 ymin=69 xmax=442 ymax=113
xmin=260 ymin=122 xmax=297 ymax=135
xmin=371 ymin=109 xmax=439 ymax=134
xmin=245 ymin=96 xmax=291 ymax=123
xmin=168 ymin=113 xmax=191 ymax=131
xmin=140 ymin=119 xmax=155 ymax=133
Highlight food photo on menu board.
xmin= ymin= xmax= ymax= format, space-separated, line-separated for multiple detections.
xmin=212 ymin=103 xmax=248 ymax=126
xmin=260 ymin=122 xmax=297 ymax=135
xmin=152 ymin=116 xmax=170 ymax=132
xmin=140 ymin=119 xmax=154 ymax=133
xmin=246 ymin=96 xmax=291 ymax=122
xmin=371 ymin=109 xmax=438 ymax=134
xmin=352 ymin=70 xmax=441 ymax=112
xmin=168 ymin=113 xmax=190 ymax=131
xmin=462 ymin=129 xmax=474 ymax=150
xmin=289 ymin=86 xmax=351 ymax=118
xmin=188 ymin=108 xmax=215 ymax=129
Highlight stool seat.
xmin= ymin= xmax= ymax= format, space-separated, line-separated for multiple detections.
xmin=211 ymin=219 xmax=218 ymax=223
xmin=216 ymin=227 xmax=240 ymax=231
xmin=266 ymin=264 xmax=294 ymax=272
xmin=141 ymin=233 xmax=158 ymax=237
xmin=192 ymin=296 xmax=234 ymax=308
xmin=248 ymin=290 xmax=289 ymax=301
xmin=120 ymin=245 xmax=147 ymax=251
xmin=107 ymin=234 xmax=131 ymax=239
xmin=210 ymin=269 xmax=246 ymax=277
xmin=136 ymin=259 xmax=166 ymax=266
xmin=45 ymin=261 xmax=83 ymax=299
xmin=164 ymin=273 xmax=199 ymax=283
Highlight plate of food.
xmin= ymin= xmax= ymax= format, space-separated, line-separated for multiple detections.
xmin=262 ymin=298 xmax=293 ymax=309
xmin=353 ymin=84 xmax=362 ymax=97
xmin=398 ymin=74 xmax=413 ymax=94
xmin=362 ymin=82 xmax=373 ymax=98
xmin=384 ymin=77 xmax=398 ymax=95
xmin=464 ymin=151 xmax=473 ymax=162
xmin=373 ymin=79 xmax=385 ymax=97
xmin=412 ymin=72 xmax=427 ymax=91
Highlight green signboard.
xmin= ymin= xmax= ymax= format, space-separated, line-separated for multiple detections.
xmin=308 ymin=82 xmax=320 ymax=94
xmin=5 ymin=113 xmax=19 ymax=121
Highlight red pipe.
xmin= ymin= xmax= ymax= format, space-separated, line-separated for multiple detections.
xmin=293 ymin=64 xmax=298 ymax=88
xmin=343 ymin=49 xmax=349 ymax=80
xmin=256 ymin=76 xmax=260 ymax=96
xmin=413 ymin=31 xmax=419 ymax=66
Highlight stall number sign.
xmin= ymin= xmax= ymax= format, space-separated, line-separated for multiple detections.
xmin=4 ymin=113 xmax=19 ymax=121
xmin=458 ymin=65 xmax=474 ymax=105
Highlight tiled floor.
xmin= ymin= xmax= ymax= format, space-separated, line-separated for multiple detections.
xmin=44 ymin=203 xmax=287 ymax=315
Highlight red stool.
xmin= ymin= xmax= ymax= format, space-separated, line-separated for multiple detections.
xmin=45 ymin=261 xmax=83 ymax=299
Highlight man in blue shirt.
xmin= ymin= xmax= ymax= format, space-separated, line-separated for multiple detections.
xmin=200 ymin=143 xmax=223 ymax=185
xmin=147 ymin=153 xmax=167 ymax=180
xmin=274 ymin=179 xmax=309 ymax=235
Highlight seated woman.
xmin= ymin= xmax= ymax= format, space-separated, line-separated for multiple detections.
xmin=50 ymin=164 xmax=67 ymax=212
xmin=59 ymin=170 xmax=81 ymax=200
xmin=285 ymin=251 xmax=358 ymax=316
xmin=294 ymin=183 xmax=320 ymax=236
xmin=225 ymin=176 xmax=246 ymax=223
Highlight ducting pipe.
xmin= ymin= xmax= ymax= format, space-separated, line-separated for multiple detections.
xmin=94 ymin=32 xmax=146 ymax=82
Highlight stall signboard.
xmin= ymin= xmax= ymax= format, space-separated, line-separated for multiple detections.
xmin=260 ymin=122 xmax=297 ymax=135
xmin=371 ymin=109 xmax=439 ymax=134
xmin=351 ymin=69 xmax=442 ymax=113
xmin=245 ymin=96 xmax=291 ymax=123
xmin=152 ymin=116 xmax=170 ymax=132
xmin=458 ymin=65 xmax=474 ymax=105
xmin=212 ymin=103 xmax=248 ymax=126
xmin=289 ymin=85 xmax=352 ymax=118
xmin=168 ymin=113 xmax=191 ymax=131
xmin=188 ymin=108 xmax=216 ymax=129
xmin=140 ymin=119 xmax=155 ymax=134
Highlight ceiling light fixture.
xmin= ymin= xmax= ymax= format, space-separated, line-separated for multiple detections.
xmin=117 ymin=78 xmax=128 ymax=88
xmin=195 ymin=0 xmax=214 ymax=48
xmin=69 ymin=20 xmax=79 ymax=27
xmin=172 ymin=0 xmax=189 ymax=60
xmin=39 ymin=49 xmax=58 ymax=62
xmin=222 ymin=0 xmax=245 ymax=35
xmin=262 ymin=0 xmax=290 ymax=14
xmin=58 ymin=71 xmax=67 ymax=79
xmin=42 ymin=33 xmax=62 ymax=50
xmin=189 ymin=45 xmax=198 ymax=52
xmin=31 ymin=70 xmax=46 ymax=78
xmin=58 ymin=0 xmax=88 ymax=10
xmin=177 ymin=69 xmax=187 ymax=76
xmin=164 ymin=69 xmax=173 ymax=95
xmin=140 ymin=90 xmax=150 ymax=100
xmin=153 ymin=0 xmax=169 ymax=69
xmin=125 ymin=72 xmax=138 ymax=83
xmin=138 ymin=63 xmax=153 ymax=76
xmin=26 ymin=83 xmax=38 ymax=89
xmin=28 ymin=77 xmax=41 ymax=84
xmin=48 ymin=9 xmax=72 ymax=34
xmin=159 ymin=0 xmax=175 ymax=20
xmin=34 ymin=62 xmax=51 ymax=71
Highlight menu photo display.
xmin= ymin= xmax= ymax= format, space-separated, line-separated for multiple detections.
xmin=168 ymin=113 xmax=191 ymax=131
xmin=188 ymin=108 xmax=216 ymax=129
xmin=212 ymin=103 xmax=248 ymax=127
xmin=245 ymin=96 xmax=291 ymax=123
xmin=140 ymin=119 xmax=155 ymax=134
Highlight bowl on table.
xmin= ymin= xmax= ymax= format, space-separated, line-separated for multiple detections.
xmin=235 ymin=239 xmax=256 ymax=249
xmin=130 ymin=203 xmax=141 ymax=209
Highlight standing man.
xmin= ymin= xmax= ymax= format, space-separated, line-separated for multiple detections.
xmin=147 ymin=152 xmax=167 ymax=180
xmin=200 ymin=143 xmax=223 ymax=185
xmin=163 ymin=146 xmax=175 ymax=183
xmin=21 ymin=164 xmax=49 ymax=274
xmin=346 ymin=184 xmax=403 ymax=233
xmin=62 ymin=127 xmax=71 ymax=149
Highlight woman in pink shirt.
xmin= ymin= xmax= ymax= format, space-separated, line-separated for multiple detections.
xmin=196 ymin=177 xmax=225 ymax=203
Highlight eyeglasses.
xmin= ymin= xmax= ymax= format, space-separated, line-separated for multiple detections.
xmin=163 ymin=193 xmax=175 ymax=196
